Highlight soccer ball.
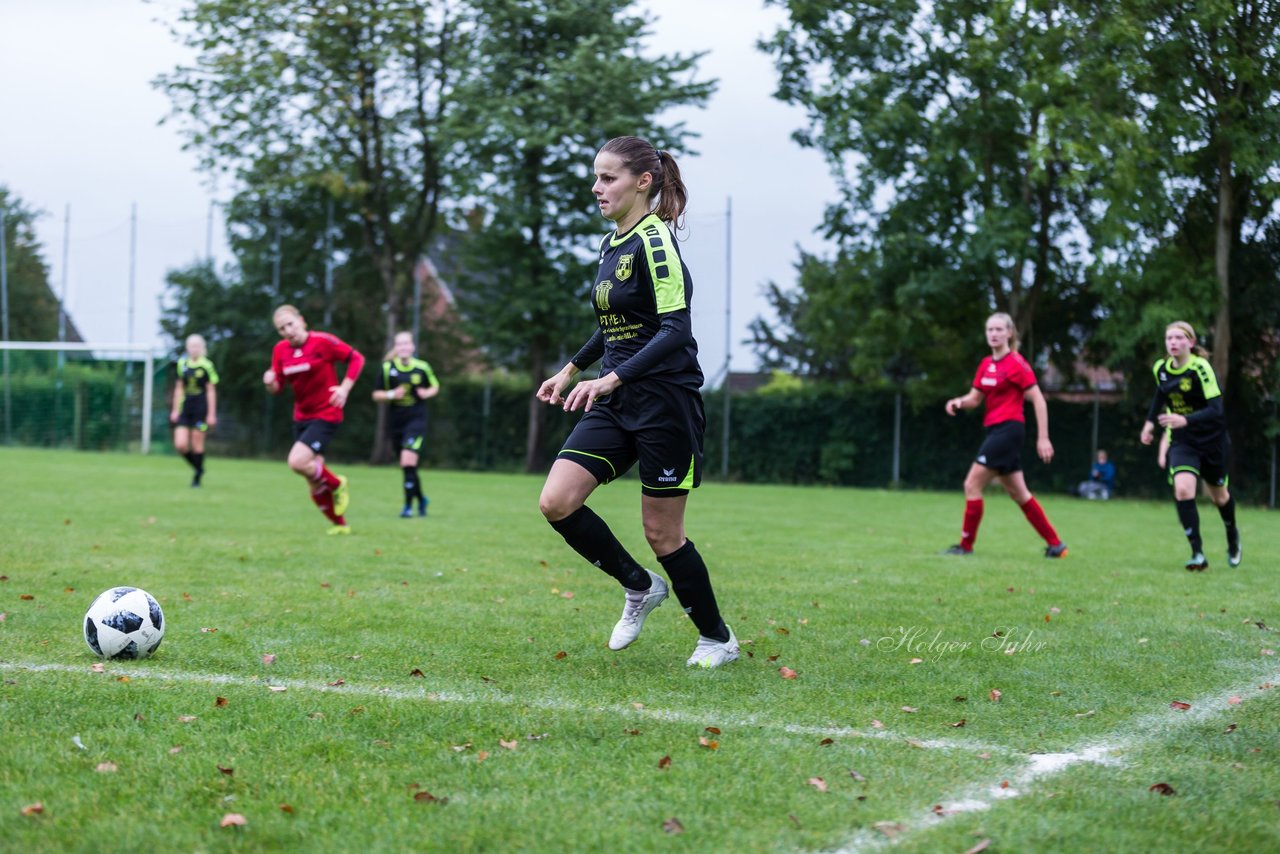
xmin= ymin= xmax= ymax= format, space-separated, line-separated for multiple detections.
xmin=83 ymin=587 xmax=165 ymax=660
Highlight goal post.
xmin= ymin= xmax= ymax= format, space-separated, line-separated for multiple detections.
xmin=0 ymin=341 xmax=164 ymax=454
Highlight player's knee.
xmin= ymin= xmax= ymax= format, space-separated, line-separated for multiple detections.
xmin=538 ymin=490 xmax=572 ymax=522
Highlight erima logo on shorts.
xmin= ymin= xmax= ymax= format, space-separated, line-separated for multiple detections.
xmin=977 ymin=455 xmax=987 ymax=464
xmin=310 ymin=441 xmax=322 ymax=450
xmin=658 ymin=467 xmax=678 ymax=483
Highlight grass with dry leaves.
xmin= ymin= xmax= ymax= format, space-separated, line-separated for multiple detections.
xmin=0 ymin=446 xmax=1277 ymax=852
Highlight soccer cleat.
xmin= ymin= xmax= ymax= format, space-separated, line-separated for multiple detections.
xmin=687 ymin=625 xmax=739 ymax=669
xmin=608 ymin=570 xmax=668 ymax=651
xmin=941 ymin=544 xmax=972 ymax=556
xmin=1228 ymin=540 xmax=1242 ymax=568
xmin=327 ymin=524 xmax=352 ymax=536
xmin=1185 ymin=552 xmax=1208 ymax=571
xmin=191 ymin=473 xmax=202 ymax=488
xmin=332 ymin=475 xmax=350 ymax=517
xmin=1044 ymin=543 xmax=1068 ymax=559
xmin=419 ymin=496 xmax=429 ymax=517
xmin=399 ymin=507 xmax=413 ymax=519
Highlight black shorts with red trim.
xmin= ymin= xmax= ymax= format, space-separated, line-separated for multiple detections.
xmin=557 ymin=381 xmax=705 ymax=498
xmin=293 ymin=418 xmax=341 ymax=454
xmin=1167 ymin=433 xmax=1231 ymax=487
xmin=974 ymin=420 xmax=1024 ymax=474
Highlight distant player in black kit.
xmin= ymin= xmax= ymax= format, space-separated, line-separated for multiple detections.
xmin=537 ymin=136 xmax=737 ymax=669
xmin=372 ymin=331 xmax=439 ymax=517
xmin=170 ymin=334 xmax=219 ymax=486
xmin=1140 ymin=321 xmax=1241 ymax=571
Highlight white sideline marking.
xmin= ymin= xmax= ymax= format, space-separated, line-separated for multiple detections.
xmin=0 ymin=660 xmax=1018 ymax=754
xmin=824 ymin=665 xmax=1280 ymax=853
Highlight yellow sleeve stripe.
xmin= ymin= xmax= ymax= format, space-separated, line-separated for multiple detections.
xmin=639 ymin=215 xmax=686 ymax=314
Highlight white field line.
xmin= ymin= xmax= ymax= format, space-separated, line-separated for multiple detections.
xmin=0 ymin=660 xmax=1017 ymax=755
xmin=824 ymin=664 xmax=1280 ymax=854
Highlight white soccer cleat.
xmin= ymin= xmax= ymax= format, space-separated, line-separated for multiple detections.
xmin=607 ymin=570 xmax=668 ymax=650
xmin=687 ymin=625 xmax=739 ymax=669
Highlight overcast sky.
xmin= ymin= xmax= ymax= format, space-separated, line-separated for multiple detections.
xmin=0 ymin=0 xmax=833 ymax=379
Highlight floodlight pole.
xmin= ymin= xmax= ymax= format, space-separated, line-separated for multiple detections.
xmin=721 ymin=196 xmax=732 ymax=480
xmin=0 ymin=204 xmax=10 ymax=445
xmin=128 ymin=202 xmax=137 ymax=347
xmin=323 ymin=198 xmax=334 ymax=327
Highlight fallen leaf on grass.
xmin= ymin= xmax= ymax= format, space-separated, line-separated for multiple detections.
xmin=662 ymin=817 xmax=684 ymax=834
xmin=698 ymin=736 xmax=719 ymax=750
xmin=632 ymin=702 xmax=645 ymax=710
xmin=526 ymin=733 xmax=549 ymax=741
xmin=1075 ymin=710 xmax=1096 ymax=718
xmin=64 ymin=587 xmax=75 ymax=594
xmin=1170 ymin=701 xmax=1191 ymax=711
xmin=169 ymin=746 xmax=182 ymax=755
xmin=95 ymin=762 xmax=117 ymax=773
xmin=219 ymin=813 xmax=247 ymax=827
xmin=560 ymin=591 xmax=574 ymax=599
xmin=451 ymin=743 xmax=472 ymax=752
xmin=116 ymin=676 xmax=130 ymax=683
xmin=779 ymin=666 xmax=798 ymax=679
xmin=953 ymin=695 xmax=967 ymax=702
xmin=0 ymin=612 xmax=6 ymax=622
xmin=554 ymin=651 xmax=567 ymax=660
xmin=1228 ymin=696 xmax=1243 ymax=705
xmin=989 ymin=689 xmax=1002 ymax=702
xmin=870 ymin=719 xmax=884 ymax=729
xmin=476 ymin=751 xmax=489 ymax=762
xmin=178 ymin=715 xmax=198 ymax=723
xmin=217 ymin=765 xmax=234 ymax=776
xmin=182 ymin=592 xmax=192 ymax=601
xmin=948 ymin=719 xmax=966 ymax=728
xmin=874 ymin=822 xmax=905 ymax=838
xmin=21 ymin=803 xmax=43 ymax=816
xmin=327 ymin=679 xmax=345 ymax=687
xmin=819 ymin=737 xmax=834 ymax=746
xmin=413 ymin=790 xmax=448 ymax=804
xmin=658 ymin=755 xmax=672 ymax=769
xmin=215 ymin=697 xmax=228 ymax=708
xmin=91 ymin=663 xmax=105 ymax=673
xmin=279 ymin=804 xmax=294 ymax=814
xmin=19 ymin=594 xmax=33 ymax=601
xmin=499 ymin=740 xmax=518 ymax=750
xmin=268 ymin=686 xmax=287 ymax=693
xmin=624 ymin=729 xmax=640 ymax=736
xmin=909 ymin=658 xmax=923 ymax=665
xmin=776 ymin=627 xmax=790 ymax=635
xmin=1224 ymin=724 xmax=1238 ymax=734
xmin=965 ymin=840 xmax=992 ymax=854
xmin=409 ymin=668 xmax=425 ymax=678
xmin=1263 ymin=649 xmax=1277 ymax=656
xmin=262 ymin=654 xmax=276 ymax=665
xmin=1000 ymin=780 xmax=1010 ymax=789
xmin=849 ymin=769 xmax=866 ymax=782
xmin=901 ymin=706 xmax=918 ymax=713
xmin=1149 ymin=782 xmax=1177 ymax=796
xmin=807 ymin=777 xmax=828 ymax=792
xmin=134 ymin=713 xmax=144 ymax=722
xmin=200 ymin=627 xmax=218 ymax=633
xmin=705 ymin=726 xmax=721 ymax=735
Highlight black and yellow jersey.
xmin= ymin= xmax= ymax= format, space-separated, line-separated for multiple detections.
xmin=176 ymin=356 xmax=219 ymax=402
xmin=381 ymin=357 xmax=439 ymax=410
xmin=1146 ymin=355 xmax=1226 ymax=445
xmin=572 ymin=213 xmax=702 ymax=390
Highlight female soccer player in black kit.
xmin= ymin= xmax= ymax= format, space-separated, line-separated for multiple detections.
xmin=372 ymin=331 xmax=439 ymax=517
xmin=536 ymin=136 xmax=737 ymax=669
xmin=170 ymin=333 xmax=218 ymax=486
xmin=1139 ymin=321 xmax=1241 ymax=571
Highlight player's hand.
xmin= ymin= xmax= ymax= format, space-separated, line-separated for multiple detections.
xmin=945 ymin=397 xmax=961 ymax=416
xmin=329 ymin=385 xmax=349 ymax=409
xmin=169 ymin=411 xmax=179 ymax=425
xmin=563 ymin=373 xmax=620 ymax=413
xmin=537 ymin=372 xmax=572 ymax=405
xmin=1139 ymin=422 xmax=1155 ymax=445
xmin=1156 ymin=413 xmax=1187 ymax=430
xmin=1157 ymin=449 xmax=1168 ymax=469
xmin=206 ymin=414 xmax=217 ymax=429
xmin=388 ymin=385 xmax=407 ymax=400
xmin=1036 ymin=437 xmax=1054 ymax=464
xmin=263 ymin=369 xmax=277 ymax=387
xmin=415 ymin=386 xmax=431 ymax=399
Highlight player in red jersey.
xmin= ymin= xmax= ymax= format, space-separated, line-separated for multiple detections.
xmin=942 ymin=312 xmax=1066 ymax=557
xmin=262 ymin=305 xmax=365 ymax=534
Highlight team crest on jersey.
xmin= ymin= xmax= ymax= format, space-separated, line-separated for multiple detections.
xmin=615 ymin=253 xmax=634 ymax=281
xmin=1180 ymin=377 xmax=1193 ymax=392
xmin=594 ymin=281 xmax=613 ymax=311
xmin=411 ymin=373 xmax=422 ymax=384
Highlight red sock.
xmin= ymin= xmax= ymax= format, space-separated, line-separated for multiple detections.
xmin=1020 ymin=496 xmax=1060 ymax=545
xmin=310 ymin=486 xmax=341 ymax=525
xmin=960 ymin=499 xmax=983 ymax=551
xmin=312 ymin=460 xmax=341 ymax=491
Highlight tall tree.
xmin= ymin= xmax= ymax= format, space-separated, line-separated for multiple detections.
xmin=449 ymin=0 xmax=713 ymax=471
xmin=157 ymin=0 xmax=470 ymax=352
xmin=0 ymin=187 xmax=68 ymax=341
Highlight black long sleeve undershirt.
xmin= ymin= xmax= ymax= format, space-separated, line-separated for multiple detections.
xmin=570 ymin=329 xmax=604 ymax=372
xmin=1146 ymin=391 xmax=1223 ymax=425
xmin=613 ymin=310 xmax=693 ymax=384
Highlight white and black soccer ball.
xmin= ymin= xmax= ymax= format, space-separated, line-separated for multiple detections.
xmin=83 ymin=587 xmax=165 ymax=660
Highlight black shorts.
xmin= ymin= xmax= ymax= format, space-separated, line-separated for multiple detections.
xmin=389 ymin=408 xmax=427 ymax=453
xmin=558 ymin=382 xmax=705 ymax=498
xmin=1167 ymin=434 xmax=1231 ymax=487
xmin=293 ymin=419 xmax=341 ymax=454
xmin=175 ymin=397 xmax=209 ymax=431
xmin=974 ymin=420 xmax=1024 ymax=474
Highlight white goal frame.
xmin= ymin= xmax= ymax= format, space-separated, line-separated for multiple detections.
xmin=0 ymin=341 xmax=161 ymax=453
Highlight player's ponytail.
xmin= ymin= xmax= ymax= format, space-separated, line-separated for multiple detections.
xmin=599 ymin=136 xmax=688 ymax=228
xmin=1167 ymin=320 xmax=1210 ymax=358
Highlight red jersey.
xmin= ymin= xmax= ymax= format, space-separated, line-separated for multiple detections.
xmin=972 ymin=351 xmax=1037 ymax=426
xmin=271 ymin=332 xmax=365 ymax=422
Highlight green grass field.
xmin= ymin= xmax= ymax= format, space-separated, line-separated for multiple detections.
xmin=1 ymin=447 xmax=1276 ymax=852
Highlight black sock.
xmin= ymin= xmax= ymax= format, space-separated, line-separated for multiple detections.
xmin=548 ymin=506 xmax=650 ymax=591
xmin=182 ymin=451 xmax=196 ymax=471
xmin=193 ymin=453 xmax=204 ymax=475
xmin=1218 ymin=496 xmax=1239 ymax=549
xmin=402 ymin=466 xmax=417 ymax=507
xmin=658 ymin=539 xmax=729 ymax=642
xmin=1176 ymin=498 xmax=1202 ymax=553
